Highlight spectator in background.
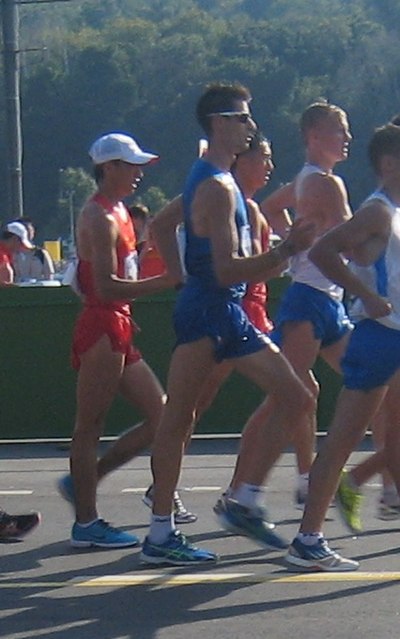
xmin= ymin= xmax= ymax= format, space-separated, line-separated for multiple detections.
xmin=0 ymin=221 xmax=34 ymax=285
xmin=128 ymin=203 xmax=150 ymax=255
xmin=12 ymin=217 xmax=55 ymax=282
xmin=128 ymin=203 xmax=166 ymax=278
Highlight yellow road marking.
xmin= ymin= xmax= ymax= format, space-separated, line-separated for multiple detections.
xmin=1 ymin=572 xmax=400 ymax=589
xmin=0 ymin=490 xmax=33 ymax=495
xmin=76 ymin=571 xmax=400 ymax=586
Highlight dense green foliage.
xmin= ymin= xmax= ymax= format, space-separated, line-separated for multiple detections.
xmin=1 ymin=0 xmax=400 ymax=239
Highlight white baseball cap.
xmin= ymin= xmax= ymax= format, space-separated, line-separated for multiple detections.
xmin=89 ymin=133 xmax=159 ymax=165
xmin=6 ymin=222 xmax=34 ymax=249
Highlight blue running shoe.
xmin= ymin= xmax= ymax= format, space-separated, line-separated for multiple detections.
xmin=285 ymin=536 xmax=359 ymax=572
xmin=214 ymin=495 xmax=275 ymax=529
xmin=217 ymin=499 xmax=286 ymax=550
xmin=58 ymin=475 xmax=75 ymax=505
xmin=71 ymin=518 xmax=139 ymax=548
xmin=140 ymin=530 xmax=218 ymax=566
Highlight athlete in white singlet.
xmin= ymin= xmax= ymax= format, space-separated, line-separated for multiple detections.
xmin=286 ymin=122 xmax=400 ymax=571
xmin=261 ymin=102 xmax=353 ymax=505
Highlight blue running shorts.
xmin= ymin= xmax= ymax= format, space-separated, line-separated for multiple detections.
xmin=342 ymin=319 xmax=400 ymax=390
xmin=271 ymin=282 xmax=352 ymax=348
xmin=173 ymin=296 xmax=271 ymax=362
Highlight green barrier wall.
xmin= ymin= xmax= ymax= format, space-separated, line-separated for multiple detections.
xmin=0 ymin=280 xmax=342 ymax=439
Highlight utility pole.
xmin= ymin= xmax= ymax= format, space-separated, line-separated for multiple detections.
xmin=1 ymin=0 xmax=23 ymax=219
xmin=1 ymin=0 xmax=73 ymax=220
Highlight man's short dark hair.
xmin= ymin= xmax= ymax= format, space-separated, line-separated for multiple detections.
xmin=232 ymin=130 xmax=270 ymax=172
xmin=300 ymin=100 xmax=347 ymax=140
xmin=368 ymin=123 xmax=400 ymax=175
xmin=196 ymin=82 xmax=252 ymax=136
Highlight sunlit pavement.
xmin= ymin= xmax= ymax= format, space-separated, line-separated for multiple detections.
xmin=1 ymin=438 xmax=399 ymax=639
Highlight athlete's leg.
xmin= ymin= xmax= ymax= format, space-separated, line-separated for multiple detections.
xmin=195 ymin=360 xmax=233 ymax=419
xmin=382 ymin=370 xmax=400 ymax=498
xmin=151 ymin=338 xmax=217 ymax=516
xmin=230 ymin=343 xmax=315 ymax=488
xmin=320 ymin=331 xmax=351 ymax=373
xmin=350 ymin=449 xmax=385 ymax=487
xmin=336 ymin=392 xmax=399 ymax=524
xmin=70 ymin=335 xmax=124 ymax=523
xmin=278 ymin=321 xmax=321 ymax=484
xmin=300 ymin=385 xmax=387 ymax=533
xmin=97 ymin=360 xmax=165 ymax=479
xmin=346 ymin=401 xmax=387 ymax=489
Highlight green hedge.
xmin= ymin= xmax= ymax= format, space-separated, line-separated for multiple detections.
xmin=0 ymin=280 xmax=341 ymax=439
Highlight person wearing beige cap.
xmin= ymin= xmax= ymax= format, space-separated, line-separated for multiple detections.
xmin=13 ymin=217 xmax=55 ymax=283
xmin=57 ymin=132 xmax=185 ymax=549
xmin=0 ymin=221 xmax=34 ymax=285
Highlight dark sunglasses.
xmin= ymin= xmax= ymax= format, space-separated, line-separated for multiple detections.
xmin=208 ymin=111 xmax=253 ymax=124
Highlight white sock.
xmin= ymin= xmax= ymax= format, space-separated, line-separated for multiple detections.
xmin=75 ymin=518 xmax=99 ymax=528
xmin=149 ymin=514 xmax=175 ymax=544
xmin=296 ymin=532 xmax=323 ymax=546
xmin=232 ymin=483 xmax=264 ymax=510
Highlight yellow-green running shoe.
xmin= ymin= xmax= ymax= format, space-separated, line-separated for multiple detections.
xmin=336 ymin=469 xmax=364 ymax=534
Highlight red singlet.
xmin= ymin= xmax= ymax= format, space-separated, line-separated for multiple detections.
xmin=242 ymin=224 xmax=274 ymax=334
xmin=71 ymin=193 xmax=142 ymax=369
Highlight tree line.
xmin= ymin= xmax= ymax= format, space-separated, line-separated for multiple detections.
xmin=1 ymin=0 xmax=400 ymax=241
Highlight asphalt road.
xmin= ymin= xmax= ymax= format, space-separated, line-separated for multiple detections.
xmin=1 ymin=438 xmax=399 ymax=639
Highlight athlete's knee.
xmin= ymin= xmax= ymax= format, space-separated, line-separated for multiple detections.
xmin=283 ymin=377 xmax=316 ymax=418
xmin=141 ymin=388 xmax=166 ymax=424
xmin=73 ymin=408 xmax=107 ymax=436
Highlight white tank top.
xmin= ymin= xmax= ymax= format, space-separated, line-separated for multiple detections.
xmin=349 ymin=191 xmax=400 ymax=331
xmin=289 ymin=163 xmax=344 ymax=301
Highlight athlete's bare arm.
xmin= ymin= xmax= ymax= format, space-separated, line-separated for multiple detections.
xmin=151 ymin=195 xmax=185 ymax=284
xmin=310 ymin=201 xmax=392 ymax=319
xmin=76 ymin=201 xmax=175 ymax=301
xmin=260 ymin=182 xmax=294 ymax=238
xmin=247 ymin=199 xmax=286 ymax=278
xmin=296 ymin=172 xmax=352 ymax=234
xmin=193 ymin=177 xmax=315 ymax=286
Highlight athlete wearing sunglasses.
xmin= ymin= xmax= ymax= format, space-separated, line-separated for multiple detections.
xmin=208 ymin=111 xmax=255 ymax=124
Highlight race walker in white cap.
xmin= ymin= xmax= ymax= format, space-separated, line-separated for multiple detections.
xmin=57 ymin=131 xmax=189 ymax=549
xmin=89 ymin=133 xmax=159 ymax=166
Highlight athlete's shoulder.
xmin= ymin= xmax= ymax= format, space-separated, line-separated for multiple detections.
xmin=196 ymin=171 xmax=236 ymax=199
